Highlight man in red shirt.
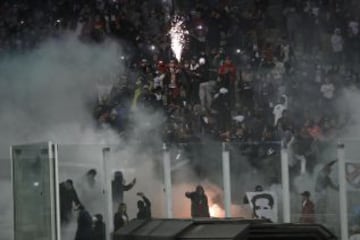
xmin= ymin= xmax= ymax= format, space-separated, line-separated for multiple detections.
xmin=299 ymin=191 xmax=315 ymax=223
xmin=218 ymin=56 xmax=237 ymax=107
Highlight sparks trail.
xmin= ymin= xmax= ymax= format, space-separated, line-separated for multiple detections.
xmin=169 ymin=16 xmax=188 ymax=62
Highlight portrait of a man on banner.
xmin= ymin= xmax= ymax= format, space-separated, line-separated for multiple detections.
xmin=246 ymin=191 xmax=278 ymax=222
xmin=346 ymin=162 xmax=360 ymax=191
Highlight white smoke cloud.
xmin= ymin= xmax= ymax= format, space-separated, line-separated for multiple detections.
xmin=0 ymin=32 xmax=175 ymax=240
xmin=0 ymin=33 xmax=125 ymax=240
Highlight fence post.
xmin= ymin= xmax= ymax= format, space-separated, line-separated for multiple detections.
xmin=337 ymin=143 xmax=348 ymax=240
xmin=222 ymin=142 xmax=232 ymax=217
xmin=281 ymin=143 xmax=291 ymax=223
xmin=163 ymin=143 xmax=173 ymax=218
xmin=102 ymin=147 xmax=113 ymax=240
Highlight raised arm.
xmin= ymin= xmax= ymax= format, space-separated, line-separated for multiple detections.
xmin=72 ymin=189 xmax=82 ymax=207
xmin=123 ymin=178 xmax=136 ymax=191
xmin=142 ymin=195 xmax=151 ymax=207
xmin=185 ymin=191 xmax=194 ymax=199
xmin=137 ymin=192 xmax=151 ymax=207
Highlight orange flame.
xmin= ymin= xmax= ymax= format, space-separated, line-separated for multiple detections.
xmin=209 ymin=203 xmax=224 ymax=218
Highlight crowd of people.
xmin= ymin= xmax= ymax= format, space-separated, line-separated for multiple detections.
xmin=87 ymin=0 xmax=360 ymax=176
xmin=59 ymin=170 xmax=151 ymax=240
xmin=2 ymin=0 xmax=360 ymax=238
xmin=1 ymin=0 xmax=360 ymax=168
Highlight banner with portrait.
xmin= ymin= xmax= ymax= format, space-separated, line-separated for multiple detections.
xmin=346 ymin=162 xmax=360 ymax=191
xmin=246 ymin=191 xmax=278 ymax=222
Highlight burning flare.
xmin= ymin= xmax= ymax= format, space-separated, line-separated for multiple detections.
xmin=209 ymin=203 xmax=224 ymax=218
xmin=169 ymin=16 xmax=188 ymax=62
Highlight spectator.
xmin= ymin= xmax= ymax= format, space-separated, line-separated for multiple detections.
xmin=59 ymin=179 xmax=82 ymax=224
xmin=212 ymin=87 xmax=231 ymax=132
xmin=320 ymin=77 xmax=335 ymax=98
xmin=136 ymin=192 xmax=152 ymax=220
xmin=93 ymin=214 xmax=106 ymax=240
xmin=111 ymin=171 xmax=136 ymax=205
xmin=114 ymin=203 xmax=129 ymax=232
xmin=75 ymin=206 xmax=93 ymax=240
xmin=218 ymin=56 xmax=237 ymax=106
xmin=198 ymin=57 xmax=213 ymax=110
xmin=273 ymin=95 xmax=288 ymax=127
xmin=185 ymin=185 xmax=210 ymax=218
xmin=299 ymin=191 xmax=315 ymax=223
xmin=330 ymin=28 xmax=344 ymax=65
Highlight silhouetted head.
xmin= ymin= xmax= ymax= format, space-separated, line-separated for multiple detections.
xmin=118 ymin=203 xmax=127 ymax=213
xmin=87 ymin=169 xmax=97 ymax=177
xmin=196 ymin=185 xmax=205 ymax=195
xmin=114 ymin=171 xmax=123 ymax=182
xmin=255 ymin=185 xmax=263 ymax=192
xmin=86 ymin=169 xmax=97 ymax=187
xmin=137 ymin=200 xmax=145 ymax=209
xmin=95 ymin=214 xmax=103 ymax=222
xmin=64 ymin=179 xmax=74 ymax=190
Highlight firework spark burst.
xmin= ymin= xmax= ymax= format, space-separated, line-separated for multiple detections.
xmin=169 ymin=16 xmax=188 ymax=62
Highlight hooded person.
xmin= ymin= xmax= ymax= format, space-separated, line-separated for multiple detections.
xmin=74 ymin=205 xmax=93 ymax=240
xmin=114 ymin=203 xmax=129 ymax=232
xmin=111 ymin=171 xmax=136 ymax=205
xmin=59 ymin=179 xmax=82 ymax=224
xmin=185 ymin=185 xmax=210 ymax=218
xmin=93 ymin=214 xmax=106 ymax=240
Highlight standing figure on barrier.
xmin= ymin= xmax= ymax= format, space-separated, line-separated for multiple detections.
xmin=111 ymin=171 xmax=136 ymax=205
xmin=59 ymin=179 xmax=82 ymax=224
xmin=315 ymin=160 xmax=338 ymax=224
xmin=136 ymin=192 xmax=152 ymax=220
xmin=299 ymin=191 xmax=315 ymax=223
xmin=185 ymin=185 xmax=210 ymax=218
xmin=78 ymin=169 xmax=102 ymax=214
xmin=93 ymin=214 xmax=106 ymax=240
xmin=74 ymin=205 xmax=93 ymax=240
xmin=114 ymin=203 xmax=129 ymax=232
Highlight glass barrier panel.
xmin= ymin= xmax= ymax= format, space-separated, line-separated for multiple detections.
xmin=288 ymin=140 xmax=340 ymax=237
xmin=57 ymin=144 xmax=107 ymax=240
xmin=12 ymin=143 xmax=55 ymax=240
xmin=344 ymin=139 xmax=360 ymax=239
xmin=0 ymin=159 xmax=14 ymax=240
xmin=106 ymin=143 xmax=166 ymax=220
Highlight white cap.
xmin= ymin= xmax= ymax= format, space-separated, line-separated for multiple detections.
xmin=199 ymin=57 xmax=206 ymax=65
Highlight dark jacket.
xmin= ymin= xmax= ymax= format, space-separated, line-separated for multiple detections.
xmin=185 ymin=191 xmax=210 ymax=218
xmin=93 ymin=220 xmax=106 ymax=240
xmin=111 ymin=173 xmax=135 ymax=203
xmin=137 ymin=196 xmax=152 ymax=220
xmin=75 ymin=209 xmax=93 ymax=240
xmin=114 ymin=212 xmax=128 ymax=232
xmin=59 ymin=182 xmax=81 ymax=223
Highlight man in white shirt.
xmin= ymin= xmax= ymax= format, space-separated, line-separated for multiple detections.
xmin=330 ymin=28 xmax=344 ymax=65
xmin=331 ymin=28 xmax=343 ymax=53
xmin=349 ymin=19 xmax=359 ymax=36
xmin=320 ymin=78 xmax=335 ymax=100
xmin=273 ymin=95 xmax=287 ymax=126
